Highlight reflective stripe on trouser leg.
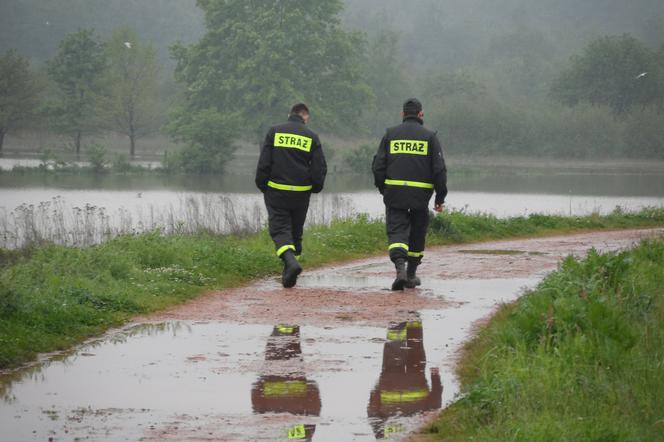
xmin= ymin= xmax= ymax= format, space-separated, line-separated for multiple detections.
xmin=276 ymin=244 xmax=296 ymax=257
xmin=266 ymin=202 xmax=296 ymax=258
xmin=408 ymin=208 xmax=429 ymax=262
xmin=386 ymin=206 xmax=411 ymax=262
xmin=291 ymin=203 xmax=309 ymax=258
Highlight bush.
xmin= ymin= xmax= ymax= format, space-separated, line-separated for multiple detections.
xmin=623 ymin=106 xmax=664 ymax=158
xmin=111 ymin=153 xmax=132 ymax=173
xmin=85 ymin=143 xmax=107 ymax=173
xmin=342 ymin=144 xmax=374 ymax=174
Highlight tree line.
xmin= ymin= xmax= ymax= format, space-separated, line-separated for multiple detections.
xmin=1 ymin=0 xmax=664 ymax=172
xmin=1 ymin=27 xmax=161 ymax=159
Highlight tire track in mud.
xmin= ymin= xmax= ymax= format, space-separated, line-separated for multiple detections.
xmin=1 ymin=228 xmax=662 ymax=441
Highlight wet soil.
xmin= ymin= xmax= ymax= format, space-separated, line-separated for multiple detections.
xmin=1 ymin=228 xmax=662 ymax=441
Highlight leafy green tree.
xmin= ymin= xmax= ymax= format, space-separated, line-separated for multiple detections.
xmin=168 ymin=0 xmax=371 ymax=174
xmin=551 ymin=34 xmax=658 ymax=114
xmin=166 ymin=107 xmax=240 ymax=174
xmin=365 ymin=31 xmax=406 ymax=134
xmin=104 ymin=28 xmax=160 ymax=158
xmin=46 ymin=29 xmax=107 ymax=157
xmin=422 ymin=71 xmax=487 ymax=102
xmin=0 ymin=50 xmax=39 ymax=154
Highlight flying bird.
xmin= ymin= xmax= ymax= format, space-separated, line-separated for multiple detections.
xmin=635 ymin=72 xmax=647 ymax=79
xmin=124 ymin=42 xmax=132 ymax=49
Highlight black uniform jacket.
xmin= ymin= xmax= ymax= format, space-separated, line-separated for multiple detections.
xmin=255 ymin=115 xmax=327 ymax=208
xmin=372 ymin=116 xmax=447 ymax=210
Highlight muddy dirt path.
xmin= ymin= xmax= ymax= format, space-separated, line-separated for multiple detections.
xmin=2 ymin=228 xmax=662 ymax=441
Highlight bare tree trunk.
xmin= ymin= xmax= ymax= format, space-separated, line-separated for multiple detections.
xmin=130 ymin=132 xmax=136 ymax=159
xmin=0 ymin=129 xmax=5 ymax=156
xmin=129 ymin=106 xmax=136 ymax=159
xmin=75 ymin=130 xmax=81 ymax=158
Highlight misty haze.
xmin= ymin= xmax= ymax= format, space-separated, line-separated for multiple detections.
xmin=1 ymin=1 xmax=663 ymax=441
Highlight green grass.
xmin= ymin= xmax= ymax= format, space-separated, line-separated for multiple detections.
xmin=1 ymin=207 xmax=664 ymax=369
xmin=425 ymin=238 xmax=664 ymax=441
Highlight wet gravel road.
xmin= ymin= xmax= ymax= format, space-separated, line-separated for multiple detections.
xmin=1 ymin=228 xmax=662 ymax=441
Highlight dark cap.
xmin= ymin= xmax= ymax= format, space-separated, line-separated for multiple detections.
xmin=290 ymin=103 xmax=310 ymax=115
xmin=403 ymin=98 xmax=423 ymax=115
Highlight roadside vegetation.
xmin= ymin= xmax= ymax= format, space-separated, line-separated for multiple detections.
xmin=1 ymin=207 xmax=664 ymax=369
xmin=425 ymin=237 xmax=664 ymax=441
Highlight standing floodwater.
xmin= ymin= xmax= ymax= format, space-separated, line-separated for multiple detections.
xmin=1 ymin=228 xmax=659 ymax=440
xmin=2 ymin=169 xmax=664 ymax=249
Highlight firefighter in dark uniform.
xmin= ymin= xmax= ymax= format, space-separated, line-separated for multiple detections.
xmin=372 ymin=98 xmax=447 ymax=290
xmin=367 ymin=315 xmax=443 ymax=439
xmin=256 ymin=103 xmax=327 ymax=288
xmin=251 ymin=324 xmax=320 ymax=441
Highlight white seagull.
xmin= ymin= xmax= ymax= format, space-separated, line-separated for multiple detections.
xmin=635 ymin=72 xmax=647 ymax=79
xmin=124 ymin=42 xmax=132 ymax=49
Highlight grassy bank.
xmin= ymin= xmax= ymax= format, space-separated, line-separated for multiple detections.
xmin=424 ymin=238 xmax=664 ymax=441
xmin=1 ymin=208 xmax=664 ymax=369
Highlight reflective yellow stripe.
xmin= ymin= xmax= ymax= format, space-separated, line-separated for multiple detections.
xmin=407 ymin=320 xmax=422 ymax=329
xmin=390 ymin=139 xmax=429 ymax=155
xmin=276 ymin=325 xmax=296 ymax=335
xmin=388 ymin=243 xmax=409 ymax=251
xmin=408 ymin=251 xmax=424 ymax=258
xmin=268 ymin=181 xmax=313 ymax=192
xmin=276 ymin=244 xmax=296 ymax=257
xmin=380 ymin=389 xmax=429 ymax=403
xmin=287 ymin=424 xmax=306 ymax=439
xmin=385 ymin=179 xmax=434 ymax=189
xmin=275 ymin=132 xmax=313 ymax=152
xmin=387 ymin=328 xmax=407 ymax=342
xmin=263 ymin=380 xmax=307 ymax=397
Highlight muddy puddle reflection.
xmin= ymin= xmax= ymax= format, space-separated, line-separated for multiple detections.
xmin=368 ymin=313 xmax=442 ymax=439
xmin=1 ymin=279 xmax=536 ymax=441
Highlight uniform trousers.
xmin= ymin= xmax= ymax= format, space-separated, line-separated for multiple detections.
xmin=386 ymin=206 xmax=429 ymax=263
xmin=266 ymin=196 xmax=310 ymax=257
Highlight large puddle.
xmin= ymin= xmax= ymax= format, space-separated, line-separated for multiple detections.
xmin=0 ymin=280 xmax=536 ymax=441
xmin=2 ymin=229 xmax=660 ymax=440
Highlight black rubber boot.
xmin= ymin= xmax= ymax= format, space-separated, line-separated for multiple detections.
xmin=405 ymin=259 xmax=421 ymax=288
xmin=391 ymin=259 xmax=408 ymax=291
xmin=281 ymin=250 xmax=302 ymax=288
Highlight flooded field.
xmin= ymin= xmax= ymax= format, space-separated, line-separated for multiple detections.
xmin=1 ymin=168 xmax=664 ymax=248
xmin=1 ymin=228 xmax=660 ymax=441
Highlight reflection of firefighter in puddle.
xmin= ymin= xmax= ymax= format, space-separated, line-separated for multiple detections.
xmin=251 ymin=325 xmax=320 ymax=441
xmin=368 ymin=318 xmax=442 ymax=439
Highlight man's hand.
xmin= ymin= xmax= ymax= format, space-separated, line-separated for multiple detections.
xmin=430 ymin=367 xmax=440 ymax=376
xmin=434 ymin=203 xmax=444 ymax=213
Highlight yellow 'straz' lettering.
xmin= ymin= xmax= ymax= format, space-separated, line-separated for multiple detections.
xmin=287 ymin=424 xmax=306 ymax=439
xmin=390 ymin=140 xmax=428 ymax=156
xmin=275 ymin=133 xmax=313 ymax=152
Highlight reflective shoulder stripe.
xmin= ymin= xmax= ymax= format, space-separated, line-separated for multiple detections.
xmin=263 ymin=380 xmax=307 ymax=397
xmin=385 ymin=179 xmax=434 ymax=189
xmin=276 ymin=244 xmax=296 ymax=257
xmin=407 ymin=320 xmax=422 ymax=329
xmin=268 ymin=181 xmax=313 ymax=192
xmin=388 ymin=243 xmax=409 ymax=251
xmin=274 ymin=132 xmax=313 ymax=152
